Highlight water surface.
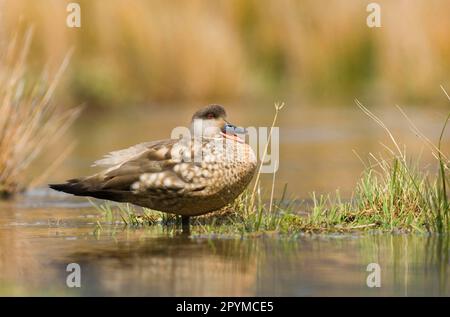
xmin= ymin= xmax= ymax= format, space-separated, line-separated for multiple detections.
xmin=0 ymin=191 xmax=448 ymax=296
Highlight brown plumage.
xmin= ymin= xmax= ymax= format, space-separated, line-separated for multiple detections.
xmin=50 ymin=105 xmax=257 ymax=217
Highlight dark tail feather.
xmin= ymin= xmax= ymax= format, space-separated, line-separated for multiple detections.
xmin=49 ymin=179 xmax=128 ymax=202
xmin=49 ymin=180 xmax=90 ymax=196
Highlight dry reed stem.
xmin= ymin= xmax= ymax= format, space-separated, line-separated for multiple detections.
xmin=249 ymin=102 xmax=285 ymax=211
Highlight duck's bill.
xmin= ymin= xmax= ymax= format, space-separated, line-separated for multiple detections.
xmin=229 ymin=126 xmax=246 ymax=134
xmin=222 ymin=123 xmax=246 ymax=143
xmin=224 ymin=123 xmax=246 ymax=134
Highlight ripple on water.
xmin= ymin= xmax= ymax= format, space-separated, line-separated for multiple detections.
xmin=17 ymin=187 xmax=97 ymax=209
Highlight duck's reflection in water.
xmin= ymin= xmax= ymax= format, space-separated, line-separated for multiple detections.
xmin=57 ymin=232 xmax=261 ymax=296
xmin=54 ymin=232 xmax=450 ymax=296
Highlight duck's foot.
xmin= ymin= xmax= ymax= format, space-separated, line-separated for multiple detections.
xmin=181 ymin=215 xmax=190 ymax=231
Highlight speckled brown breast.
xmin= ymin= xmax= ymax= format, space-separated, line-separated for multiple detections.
xmin=130 ymin=137 xmax=257 ymax=216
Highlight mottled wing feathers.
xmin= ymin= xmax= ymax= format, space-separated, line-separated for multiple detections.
xmin=92 ymin=139 xmax=176 ymax=167
xmin=50 ymin=139 xmax=181 ymax=198
xmin=97 ymin=139 xmax=179 ymax=190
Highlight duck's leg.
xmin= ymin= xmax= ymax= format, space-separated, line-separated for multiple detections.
xmin=181 ymin=215 xmax=190 ymax=229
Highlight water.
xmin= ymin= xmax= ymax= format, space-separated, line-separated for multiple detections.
xmin=1 ymin=103 xmax=449 ymax=296
xmin=0 ymin=191 xmax=448 ymax=296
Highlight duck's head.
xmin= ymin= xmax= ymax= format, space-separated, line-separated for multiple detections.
xmin=190 ymin=104 xmax=245 ymax=141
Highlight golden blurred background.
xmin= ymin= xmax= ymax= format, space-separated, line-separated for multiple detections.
xmin=1 ymin=0 xmax=450 ymax=109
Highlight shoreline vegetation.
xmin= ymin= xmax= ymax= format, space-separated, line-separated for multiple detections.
xmin=92 ymin=93 xmax=450 ymax=236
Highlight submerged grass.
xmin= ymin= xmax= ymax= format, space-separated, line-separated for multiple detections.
xmin=0 ymin=27 xmax=80 ymax=198
xmin=91 ymin=96 xmax=450 ymax=236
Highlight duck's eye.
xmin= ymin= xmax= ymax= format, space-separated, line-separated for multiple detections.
xmin=207 ymin=113 xmax=215 ymax=119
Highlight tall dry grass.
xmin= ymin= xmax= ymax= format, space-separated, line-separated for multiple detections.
xmin=0 ymin=27 xmax=80 ymax=198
